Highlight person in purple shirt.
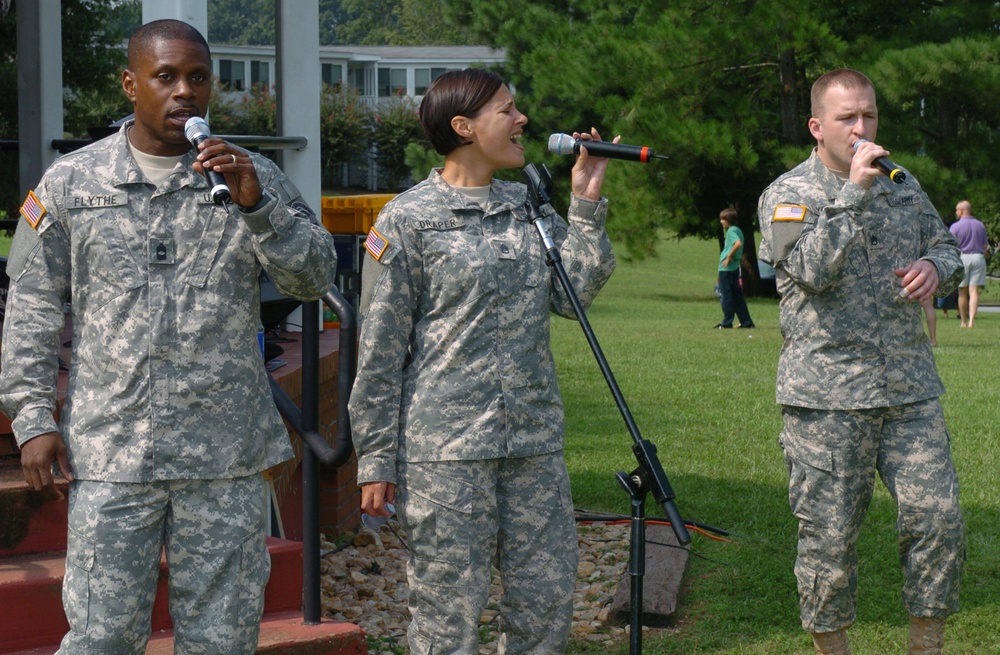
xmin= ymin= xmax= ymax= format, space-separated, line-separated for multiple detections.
xmin=950 ymin=200 xmax=988 ymax=328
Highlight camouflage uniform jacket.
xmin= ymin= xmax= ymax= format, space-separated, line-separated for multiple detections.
xmin=349 ymin=170 xmax=616 ymax=485
xmin=758 ymin=149 xmax=962 ymax=410
xmin=0 ymin=122 xmax=338 ymax=482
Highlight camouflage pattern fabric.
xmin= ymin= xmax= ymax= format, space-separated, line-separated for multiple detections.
xmin=58 ymin=476 xmax=269 ymax=654
xmin=0 ymin=121 xmax=338 ymax=481
xmin=348 ymin=169 xmax=615 ymax=654
xmin=759 ymin=150 xmax=965 ymax=631
xmin=758 ymin=149 xmax=962 ymax=410
xmin=349 ymin=169 xmax=615 ymax=486
xmin=398 ymin=454 xmax=577 ymax=655
xmin=780 ymin=401 xmax=964 ymax=632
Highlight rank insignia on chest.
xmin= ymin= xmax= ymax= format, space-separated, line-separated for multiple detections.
xmin=773 ymin=204 xmax=807 ymax=221
xmin=365 ymin=227 xmax=390 ymax=261
xmin=20 ymin=190 xmax=46 ymax=230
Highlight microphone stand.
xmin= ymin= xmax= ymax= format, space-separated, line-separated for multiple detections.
xmin=522 ymin=163 xmax=691 ymax=655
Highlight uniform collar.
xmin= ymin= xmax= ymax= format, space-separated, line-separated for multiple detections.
xmin=426 ymin=168 xmax=523 ymax=218
xmin=108 ymin=120 xmax=206 ymax=193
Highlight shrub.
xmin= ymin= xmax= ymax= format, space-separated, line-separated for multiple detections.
xmin=372 ymin=95 xmax=424 ymax=191
xmin=320 ymin=85 xmax=375 ymax=186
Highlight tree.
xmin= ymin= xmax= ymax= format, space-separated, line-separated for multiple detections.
xmin=372 ymin=96 xmax=424 ymax=190
xmin=1 ymin=0 xmax=139 ymax=219
xmin=336 ymin=0 xmax=474 ymax=45
xmin=443 ymin=0 xmax=1000 ymax=294
xmin=208 ymin=0 xmax=274 ymax=45
xmin=443 ymin=0 xmax=841 ymax=292
xmin=204 ymin=0 xmax=472 ymax=47
xmin=318 ymin=84 xmax=375 ymax=185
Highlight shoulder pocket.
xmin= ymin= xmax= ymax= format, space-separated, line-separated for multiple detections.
xmin=769 ymin=204 xmax=816 ymax=264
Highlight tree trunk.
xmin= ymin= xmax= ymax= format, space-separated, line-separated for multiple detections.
xmin=779 ymin=48 xmax=802 ymax=146
xmin=739 ymin=224 xmax=762 ymax=297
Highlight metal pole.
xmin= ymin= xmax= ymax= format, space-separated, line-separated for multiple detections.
xmin=300 ymin=299 xmax=322 ymax=624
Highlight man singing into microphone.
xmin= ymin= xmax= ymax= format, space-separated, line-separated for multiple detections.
xmin=0 ymin=19 xmax=337 ymax=654
xmin=758 ymin=69 xmax=964 ymax=655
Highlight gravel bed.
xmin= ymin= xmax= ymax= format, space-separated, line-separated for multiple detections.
xmin=319 ymin=520 xmax=643 ymax=654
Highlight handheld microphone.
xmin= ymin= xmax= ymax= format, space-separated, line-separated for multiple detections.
xmin=184 ymin=116 xmax=232 ymax=205
xmin=853 ymin=138 xmax=905 ymax=184
xmin=547 ymin=133 xmax=668 ymax=163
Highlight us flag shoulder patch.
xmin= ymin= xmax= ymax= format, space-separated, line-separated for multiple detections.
xmin=20 ymin=190 xmax=46 ymax=230
xmin=773 ymin=204 xmax=807 ymax=221
xmin=365 ymin=227 xmax=390 ymax=261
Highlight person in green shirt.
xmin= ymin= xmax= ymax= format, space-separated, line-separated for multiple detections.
xmin=715 ymin=207 xmax=755 ymax=328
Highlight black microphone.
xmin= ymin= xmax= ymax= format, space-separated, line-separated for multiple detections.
xmin=853 ymin=138 xmax=905 ymax=184
xmin=184 ymin=116 xmax=232 ymax=205
xmin=547 ymin=133 xmax=668 ymax=163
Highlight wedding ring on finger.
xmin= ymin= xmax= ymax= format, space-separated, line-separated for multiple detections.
xmin=231 ymin=154 xmax=237 ymax=164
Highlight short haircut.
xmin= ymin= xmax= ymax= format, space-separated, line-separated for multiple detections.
xmin=418 ymin=68 xmax=506 ymax=155
xmin=810 ymin=68 xmax=875 ymax=118
xmin=127 ymin=19 xmax=210 ymax=69
xmin=720 ymin=208 xmax=738 ymax=225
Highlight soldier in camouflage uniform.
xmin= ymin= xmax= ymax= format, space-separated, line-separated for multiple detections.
xmin=0 ymin=20 xmax=337 ymax=655
xmin=757 ymin=69 xmax=964 ymax=655
xmin=348 ymin=69 xmax=616 ymax=654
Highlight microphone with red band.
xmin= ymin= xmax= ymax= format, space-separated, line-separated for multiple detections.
xmin=547 ymin=133 xmax=668 ymax=163
xmin=853 ymin=138 xmax=906 ymax=184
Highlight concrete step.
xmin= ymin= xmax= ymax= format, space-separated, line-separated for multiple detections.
xmin=4 ymin=610 xmax=367 ymax=655
xmin=0 ymin=537 xmax=305 ymax=653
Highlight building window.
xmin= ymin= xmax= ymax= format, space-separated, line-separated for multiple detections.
xmin=322 ymin=63 xmax=343 ymax=88
xmin=219 ymin=59 xmax=245 ymax=91
xmin=349 ymin=67 xmax=366 ymax=93
xmin=414 ymin=67 xmax=448 ymax=95
xmin=250 ymin=60 xmax=269 ymax=89
xmin=377 ymin=68 xmax=407 ymax=97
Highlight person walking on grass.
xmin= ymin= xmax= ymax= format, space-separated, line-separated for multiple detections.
xmin=714 ymin=207 xmax=755 ymax=329
xmin=758 ymin=68 xmax=964 ymax=655
xmin=950 ymin=200 xmax=988 ymax=328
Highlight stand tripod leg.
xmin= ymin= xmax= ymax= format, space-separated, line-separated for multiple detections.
xmin=617 ymin=471 xmax=647 ymax=655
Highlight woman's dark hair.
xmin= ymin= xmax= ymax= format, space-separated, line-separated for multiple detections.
xmin=418 ymin=69 xmax=506 ymax=156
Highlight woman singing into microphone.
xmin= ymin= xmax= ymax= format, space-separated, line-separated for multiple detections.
xmin=348 ymin=68 xmax=617 ymax=654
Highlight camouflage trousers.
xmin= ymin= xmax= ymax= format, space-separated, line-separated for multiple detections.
xmin=397 ymin=452 xmax=578 ymax=655
xmin=57 ymin=475 xmax=270 ymax=655
xmin=780 ymin=399 xmax=965 ymax=633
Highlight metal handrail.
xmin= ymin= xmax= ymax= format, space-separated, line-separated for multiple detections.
xmin=266 ymin=285 xmax=356 ymax=625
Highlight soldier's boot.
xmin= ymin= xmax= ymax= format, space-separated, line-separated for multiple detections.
xmin=812 ymin=628 xmax=851 ymax=655
xmin=908 ymin=616 xmax=945 ymax=655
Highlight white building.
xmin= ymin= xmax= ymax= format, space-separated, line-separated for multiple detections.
xmin=210 ymin=44 xmax=507 ymax=107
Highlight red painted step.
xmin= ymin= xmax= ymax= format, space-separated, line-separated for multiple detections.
xmin=0 ymin=537 xmax=307 ymax=653
xmin=4 ymin=611 xmax=367 ymax=655
xmin=0 ymin=480 xmax=71 ymax=557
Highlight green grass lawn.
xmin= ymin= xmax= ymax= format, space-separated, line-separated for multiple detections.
xmin=556 ymin=233 xmax=1000 ymax=654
